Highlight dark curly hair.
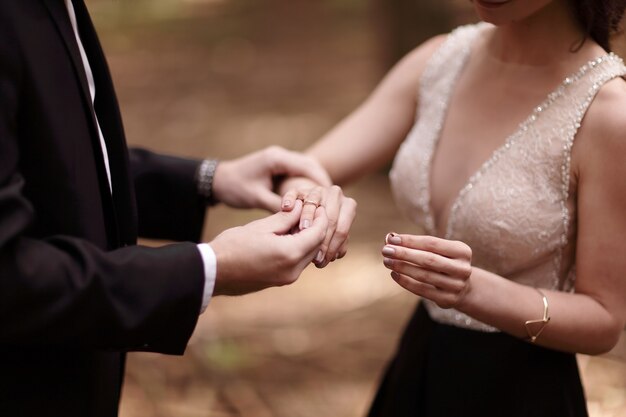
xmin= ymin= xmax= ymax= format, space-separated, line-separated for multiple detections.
xmin=570 ymin=0 xmax=626 ymax=51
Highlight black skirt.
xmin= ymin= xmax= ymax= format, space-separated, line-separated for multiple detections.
xmin=367 ymin=303 xmax=588 ymax=417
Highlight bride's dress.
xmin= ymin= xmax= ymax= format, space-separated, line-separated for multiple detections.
xmin=368 ymin=23 xmax=626 ymax=417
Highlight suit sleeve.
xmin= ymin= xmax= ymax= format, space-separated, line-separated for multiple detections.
xmin=0 ymin=20 xmax=204 ymax=355
xmin=129 ymin=148 xmax=208 ymax=243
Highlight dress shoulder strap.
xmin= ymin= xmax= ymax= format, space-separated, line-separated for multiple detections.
xmin=418 ymin=23 xmax=489 ymax=103
xmin=417 ymin=23 xmax=490 ymax=122
xmin=559 ymin=54 xmax=626 ymax=200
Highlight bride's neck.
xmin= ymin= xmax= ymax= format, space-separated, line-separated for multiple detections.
xmin=487 ymin=2 xmax=587 ymax=66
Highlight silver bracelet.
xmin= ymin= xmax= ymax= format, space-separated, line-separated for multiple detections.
xmin=196 ymin=159 xmax=219 ymax=205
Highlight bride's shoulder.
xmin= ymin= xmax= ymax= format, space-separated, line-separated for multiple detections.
xmin=394 ymin=34 xmax=448 ymax=77
xmin=395 ymin=22 xmax=490 ymax=81
xmin=376 ymin=35 xmax=448 ymax=100
xmin=399 ymin=23 xmax=488 ymax=71
xmin=381 ymin=24 xmax=487 ymax=100
xmin=573 ymin=73 xmax=626 ymax=176
xmin=582 ymin=74 xmax=626 ymax=143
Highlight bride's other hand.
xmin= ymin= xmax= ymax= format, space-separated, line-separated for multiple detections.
xmin=282 ymin=180 xmax=357 ymax=268
xmin=382 ymin=233 xmax=473 ymax=309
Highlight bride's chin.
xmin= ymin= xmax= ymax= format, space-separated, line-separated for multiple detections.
xmin=471 ymin=5 xmax=513 ymax=25
xmin=475 ymin=14 xmax=511 ymax=26
xmin=473 ymin=0 xmax=514 ymax=8
xmin=470 ymin=0 xmax=516 ymax=23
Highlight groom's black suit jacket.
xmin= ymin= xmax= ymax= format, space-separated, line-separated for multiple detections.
xmin=0 ymin=0 xmax=208 ymax=415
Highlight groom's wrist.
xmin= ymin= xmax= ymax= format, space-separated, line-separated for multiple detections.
xmin=196 ymin=243 xmax=217 ymax=314
xmin=196 ymin=159 xmax=220 ymax=206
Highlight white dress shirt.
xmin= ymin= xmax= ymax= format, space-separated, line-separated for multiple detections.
xmin=65 ymin=0 xmax=215 ymax=313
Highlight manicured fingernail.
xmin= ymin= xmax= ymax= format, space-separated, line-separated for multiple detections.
xmin=315 ymin=250 xmax=325 ymax=263
xmin=386 ymin=232 xmax=401 ymax=245
xmin=282 ymin=200 xmax=292 ymax=209
xmin=383 ymin=257 xmax=393 ymax=267
xmin=300 ymin=219 xmax=311 ymax=229
xmin=382 ymin=245 xmax=395 ymax=256
xmin=390 ymin=271 xmax=400 ymax=280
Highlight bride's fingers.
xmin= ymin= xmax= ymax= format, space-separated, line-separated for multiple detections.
xmin=338 ymin=238 xmax=349 ymax=259
xmin=314 ymin=186 xmax=342 ymax=266
xmin=387 ymin=234 xmax=472 ymax=261
xmin=390 ymin=271 xmax=438 ymax=297
xmin=299 ymin=188 xmax=323 ymax=230
xmin=324 ymin=196 xmax=356 ymax=264
xmin=390 ymin=271 xmax=462 ymax=308
xmin=332 ymin=238 xmax=349 ymax=262
xmin=281 ymin=189 xmax=301 ymax=212
xmin=383 ymin=258 xmax=465 ymax=294
xmin=382 ymin=244 xmax=472 ymax=279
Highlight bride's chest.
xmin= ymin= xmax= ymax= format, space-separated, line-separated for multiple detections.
xmin=427 ymin=79 xmax=560 ymax=238
xmin=390 ymin=109 xmax=571 ymax=275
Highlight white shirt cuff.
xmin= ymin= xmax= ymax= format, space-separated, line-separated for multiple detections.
xmin=196 ymin=243 xmax=217 ymax=314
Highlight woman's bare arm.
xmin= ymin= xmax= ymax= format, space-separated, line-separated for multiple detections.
xmin=305 ymin=35 xmax=447 ymax=185
xmin=278 ymin=36 xmax=446 ymax=267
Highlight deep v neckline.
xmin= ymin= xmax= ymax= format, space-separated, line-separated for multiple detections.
xmin=425 ymin=44 xmax=614 ymax=239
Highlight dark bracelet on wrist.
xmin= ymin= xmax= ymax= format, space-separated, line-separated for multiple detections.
xmin=196 ymin=159 xmax=219 ymax=206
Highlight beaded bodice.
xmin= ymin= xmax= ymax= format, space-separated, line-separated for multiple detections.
xmin=389 ymin=23 xmax=626 ymax=332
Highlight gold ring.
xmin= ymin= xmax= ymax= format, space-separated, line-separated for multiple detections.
xmin=303 ymin=200 xmax=320 ymax=208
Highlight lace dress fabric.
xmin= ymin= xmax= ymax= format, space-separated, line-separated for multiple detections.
xmin=389 ymin=23 xmax=626 ymax=332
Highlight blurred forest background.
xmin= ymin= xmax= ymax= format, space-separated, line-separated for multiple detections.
xmin=86 ymin=0 xmax=626 ymax=416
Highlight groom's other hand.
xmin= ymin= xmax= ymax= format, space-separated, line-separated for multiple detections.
xmin=209 ymin=200 xmax=328 ymax=296
xmin=212 ymin=146 xmax=332 ymax=212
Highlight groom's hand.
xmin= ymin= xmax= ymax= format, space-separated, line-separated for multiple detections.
xmin=209 ymin=200 xmax=328 ymax=296
xmin=212 ymin=146 xmax=332 ymax=212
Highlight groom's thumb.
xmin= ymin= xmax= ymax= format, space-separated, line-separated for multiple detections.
xmin=291 ymin=206 xmax=329 ymax=253
xmin=262 ymin=200 xmax=303 ymax=234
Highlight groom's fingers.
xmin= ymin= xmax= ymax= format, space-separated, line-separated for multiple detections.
xmin=260 ymin=200 xmax=304 ymax=234
xmin=254 ymin=186 xmax=283 ymax=213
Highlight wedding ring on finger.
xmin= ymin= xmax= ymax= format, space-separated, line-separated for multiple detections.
xmin=303 ymin=200 xmax=321 ymax=208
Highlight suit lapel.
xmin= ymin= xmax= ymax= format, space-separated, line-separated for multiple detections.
xmin=41 ymin=0 xmax=94 ymax=122
xmin=72 ymin=0 xmax=138 ymax=246
xmin=41 ymin=0 xmax=126 ymax=248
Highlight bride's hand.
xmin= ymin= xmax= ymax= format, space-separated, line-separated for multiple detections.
xmin=212 ymin=146 xmax=332 ymax=212
xmin=281 ymin=179 xmax=357 ymax=268
xmin=382 ymin=233 xmax=473 ymax=309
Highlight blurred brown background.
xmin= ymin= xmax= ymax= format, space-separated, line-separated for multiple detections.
xmin=86 ymin=0 xmax=626 ymax=416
